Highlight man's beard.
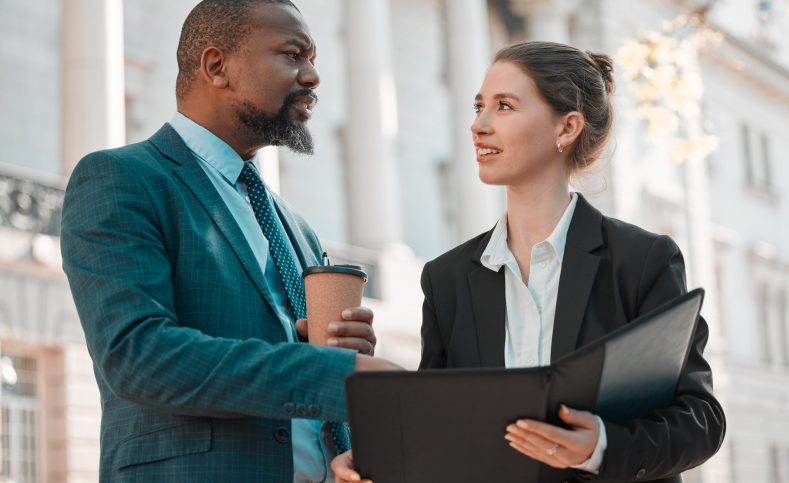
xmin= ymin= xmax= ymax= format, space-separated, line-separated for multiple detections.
xmin=236 ymin=90 xmax=317 ymax=155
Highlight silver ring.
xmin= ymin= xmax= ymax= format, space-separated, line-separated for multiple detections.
xmin=545 ymin=443 xmax=559 ymax=456
xmin=365 ymin=341 xmax=374 ymax=355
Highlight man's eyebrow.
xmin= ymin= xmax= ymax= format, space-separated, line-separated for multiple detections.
xmin=284 ymin=38 xmax=312 ymax=51
xmin=283 ymin=37 xmax=317 ymax=61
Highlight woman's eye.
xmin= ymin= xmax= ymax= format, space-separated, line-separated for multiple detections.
xmin=473 ymin=103 xmax=483 ymax=113
xmin=498 ymin=101 xmax=513 ymax=111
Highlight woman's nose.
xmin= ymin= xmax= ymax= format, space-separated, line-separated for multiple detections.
xmin=471 ymin=111 xmax=492 ymax=137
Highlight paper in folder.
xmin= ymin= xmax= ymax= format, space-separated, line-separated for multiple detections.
xmin=345 ymin=288 xmax=704 ymax=483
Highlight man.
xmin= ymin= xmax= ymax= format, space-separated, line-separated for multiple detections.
xmin=61 ymin=1 xmax=399 ymax=481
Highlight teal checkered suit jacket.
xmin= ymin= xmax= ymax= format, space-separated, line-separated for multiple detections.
xmin=61 ymin=124 xmax=357 ymax=482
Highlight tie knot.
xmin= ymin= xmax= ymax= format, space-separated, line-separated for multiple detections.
xmin=239 ymin=162 xmax=262 ymax=187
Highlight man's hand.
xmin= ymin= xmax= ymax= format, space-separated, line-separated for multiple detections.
xmin=504 ymin=405 xmax=599 ymax=468
xmin=331 ymin=450 xmax=372 ymax=483
xmin=296 ymin=306 xmax=377 ymax=354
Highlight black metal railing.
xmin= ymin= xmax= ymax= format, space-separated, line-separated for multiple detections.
xmin=0 ymin=171 xmax=64 ymax=237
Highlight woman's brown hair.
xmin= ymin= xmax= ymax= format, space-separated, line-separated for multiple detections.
xmin=494 ymin=41 xmax=615 ymax=172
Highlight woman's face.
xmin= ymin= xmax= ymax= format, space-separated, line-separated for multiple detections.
xmin=471 ymin=61 xmax=564 ymax=187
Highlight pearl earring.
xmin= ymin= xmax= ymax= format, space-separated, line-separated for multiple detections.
xmin=557 ymin=142 xmax=563 ymax=153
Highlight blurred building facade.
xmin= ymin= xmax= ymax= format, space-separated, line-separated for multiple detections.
xmin=0 ymin=0 xmax=788 ymax=481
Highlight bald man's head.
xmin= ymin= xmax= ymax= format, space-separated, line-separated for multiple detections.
xmin=175 ymin=0 xmax=298 ymax=99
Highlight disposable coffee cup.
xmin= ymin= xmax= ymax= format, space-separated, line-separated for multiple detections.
xmin=302 ymin=262 xmax=368 ymax=346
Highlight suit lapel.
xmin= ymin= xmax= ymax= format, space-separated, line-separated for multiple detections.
xmin=270 ymin=193 xmax=320 ymax=271
xmin=148 ymin=124 xmax=271 ymax=302
xmin=550 ymin=195 xmax=604 ymax=361
xmin=468 ymin=264 xmax=506 ymax=367
xmin=466 ymin=229 xmax=507 ymax=367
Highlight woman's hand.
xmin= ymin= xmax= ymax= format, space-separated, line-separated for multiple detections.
xmin=505 ymin=405 xmax=599 ymax=468
xmin=331 ymin=450 xmax=372 ymax=483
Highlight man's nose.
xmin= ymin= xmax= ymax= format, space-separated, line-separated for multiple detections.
xmin=299 ymin=62 xmax=320 ymax=90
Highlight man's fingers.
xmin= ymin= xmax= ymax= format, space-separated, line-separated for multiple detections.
xmin=341 ymin=306 xmax=374 ymax=324
xmin=328 ymin=321 xmax=375 ymax=340
xmin=330 ymin=310 xmax=377 ymax=355
xmin=329 ymin=337 xmax=375 ymax=354
xmin=295 ymin=319 xmax=308 ymax=338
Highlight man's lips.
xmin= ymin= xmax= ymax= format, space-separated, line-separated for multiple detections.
xmin=290 ymin=102 xmax=313 ymax=119
xmin=289 ymin=95 xmax=316 ymax=120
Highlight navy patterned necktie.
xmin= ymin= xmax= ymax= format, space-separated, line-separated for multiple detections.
xmin=238 ymin=162 xmax=351 ymax=454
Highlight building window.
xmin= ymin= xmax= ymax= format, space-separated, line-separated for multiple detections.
xmin=435 ymin=160 xmax=456 ymax=245
xmin=769 ymin=444 xmax=782 ymax=483
xmin=779 ymin=289 xmax=788 ymax=367
xmin=1 ymin=354 xmax=40 ymax=483
xmin=758 ymin=282 xmax=772 ymax=365
xmin=729 ymin=440 xmax=737 ymax=483
xmin=759 ymin=133 xmax=772 ymax=191
xmin=741 ymin=123 xmax=754 ymax=185
xmin=741 ymin=122 xmax=774 ymax=194
xmin=714 ymin=258 xmax=727 ymax=338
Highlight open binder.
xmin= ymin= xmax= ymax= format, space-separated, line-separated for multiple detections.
xmin=345 ymin=288 xmax=705 ymax=483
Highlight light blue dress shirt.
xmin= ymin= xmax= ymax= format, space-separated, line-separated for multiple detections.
xmin=169 ymin=112 xmax=330 ymax=483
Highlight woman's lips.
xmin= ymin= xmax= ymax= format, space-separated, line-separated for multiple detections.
xmin=475 ymin=146 xmax=502 ymax=162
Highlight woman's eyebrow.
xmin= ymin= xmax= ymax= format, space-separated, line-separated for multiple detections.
xmin=474 ymin=92 xmax=522 ymax=102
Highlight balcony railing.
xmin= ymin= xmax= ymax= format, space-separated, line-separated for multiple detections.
xmin=0 ymin=169 xmax=64 ymax=237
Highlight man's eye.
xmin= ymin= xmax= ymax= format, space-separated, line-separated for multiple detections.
xmin=285 ymin=52 xmax=300 ymax=60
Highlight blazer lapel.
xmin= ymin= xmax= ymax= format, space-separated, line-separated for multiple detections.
xmin=148 ymin=124 xmax=271 ymax=301
xmin=468 ymin=229 xmax=506 ymax=367
xmin=270 ymin=193 xmax=320 ymax=271
xmin=550 ymin=195 xmax=604 ymax=361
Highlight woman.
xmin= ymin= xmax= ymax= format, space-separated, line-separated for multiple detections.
xmin=333 ymin=41 xmax=725 ymax=483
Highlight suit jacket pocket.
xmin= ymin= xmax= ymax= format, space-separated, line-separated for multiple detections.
xmin=113 ymin=420 xmax=212 ymax=471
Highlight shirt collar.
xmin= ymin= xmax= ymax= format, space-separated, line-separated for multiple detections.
xmin=480 ymin=192 xmax=579 ymax=272
xmin=168 ymin=112 xmax=245 ymax=185
xmin=480 ymin=212 xmax=512 ymax=271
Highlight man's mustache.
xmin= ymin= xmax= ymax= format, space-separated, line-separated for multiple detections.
xmin=283 ymin=89 xmax=318 ymax=109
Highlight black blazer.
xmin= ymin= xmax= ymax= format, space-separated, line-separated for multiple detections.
xmin=419 ymin=194 xmax=725 ymax=483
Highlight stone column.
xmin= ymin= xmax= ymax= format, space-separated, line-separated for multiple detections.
xmin=62 ymin=0 xmax=126 ymax=175
xmin=446 ymin=0 xmax=501 ymax=242
xmin=344 ymin=0 xmax=402 ymax=250
xmin=513 ymin=0 xmax=578 ymax=43
xmin=257 ymin=146 xmax=281 ymax=195
xmin=679 ymin=46 xmax=731 ymax=483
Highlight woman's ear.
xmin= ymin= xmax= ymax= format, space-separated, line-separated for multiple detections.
xmin=556 ymin=111 xmax=584 ymax=150
xmin=200 ymin=47 xmax=229 ymax=89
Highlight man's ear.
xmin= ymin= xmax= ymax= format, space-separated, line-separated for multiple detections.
xmin=556 ymin=111 xmax=584 ymax=150
xmin=199 ymin=47 xmax=229 ymax=89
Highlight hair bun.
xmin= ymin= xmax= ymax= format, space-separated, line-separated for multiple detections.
xmin=587 ymin=51 xmax=615 ymax=95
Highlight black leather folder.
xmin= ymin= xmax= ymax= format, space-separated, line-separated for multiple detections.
xmin=345 ymin=288 xmax=704 ymax=483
